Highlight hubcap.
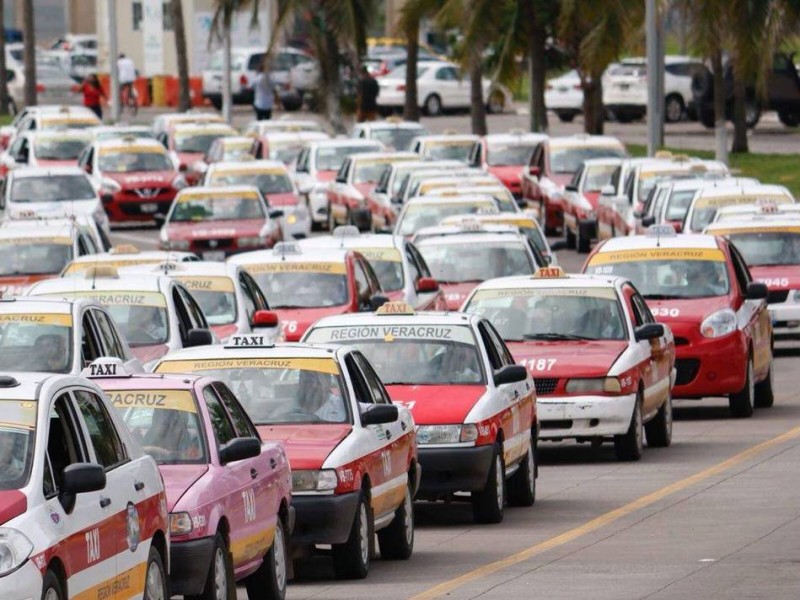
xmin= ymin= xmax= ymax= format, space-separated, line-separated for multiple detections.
xmin=358 ymin=503 xmax=369 ymax=566
xmin=494 ymin=455 xmax=504 ymax=509
xmin=213 ymin=547 xmax=227 ymax=600
xmin=666 ymin=99 xmax=682 ymax=121
xmin=44 ymin=588 xmax=59 ymax=600
xmin=403 ymin=488 xmax=414 ymax=546
xmin=274 ymin=524 xmax=287 ymax=593
xmin=145 ymin=559 xmax=165 ymax=600
xmin=428 ymin=97 xmax=440 ymax=114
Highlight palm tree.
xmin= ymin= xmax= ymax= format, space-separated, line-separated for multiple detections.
xmin=0 ymin=0 xmax=10 ymax=116
xmin=22 ymin=0 xmax=36 ymax=107
xmin=171 ymin=0 xmax=192 ymax=112
xmin=397 ymin=0 xmax=438 ymax=121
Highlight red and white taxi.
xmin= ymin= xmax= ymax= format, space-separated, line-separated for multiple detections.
xmin=0 ymin=371 xmax=169 ymax=600
xmin=0 ymin=129 xmax=92 ymax=175
xmin=469 ymin=132 xmax=548 ymax=198
xmin=154 ymin=336 xmax=418 ymax=579
xmin=393 ymin=194 xmax=500 ymax=238
xmin=160 ymin=121 xmax=238 ymax=185
xmin=410 ymin=133 xmax=480 ymax=164
xmin=424 ymin=182 xmax=521 ymax=213
xmin=158 ymin=185 xmax=282 ymax=259
xmin=303 ymin=302 xmax=537 ymax=523
xmin=462 ymin=267 xmax=675 ymax=460
xmin=351 ymin=119 xmax=428 ymax=151
xmin=61 ymin=244 xmax=199 ymax=276
xmin=243 ymin=118 xmax=327 ymax=139
xmin=584 ymin=226 xmax=774 ymax=418
xmin=521 ymin=134 xmax=627 ymax=232
xmin=0 ymin=105 xmax=100 ymax=149
xmin=252 ymin=131 xmax=330 ymax=165
xmin=190 ymin=135 xmax=258 ymax=177
xmin=711 ymin=201 xmax=800 ymax=223
xmin=229 ymin=242 xmax=386 ymax=341
xmin=683 ymin=184 xmax=795 ymax=233
xmin=78 ymin=137 xmax=186 ymax=223
xmin=88 ymin=359 xmax=292 ymax=599
xmin=152 ymin=111 xmax=225 ymax=136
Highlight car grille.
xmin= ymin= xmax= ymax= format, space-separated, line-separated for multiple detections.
xmin=119 ymin=200 xmax=173 ymax=215
xmin=192 ymin=238 xmax=235 ymax=250
xmin=534 ymin=378 xmax=559 ymax=396
xmin=675 ymin=359 xmax=700 ymax=386
xmin=767 ymin=290 xmax=789 ymax=304
xmin=674 ymin=337 xmax=690 ymax=346
xmin=120 ymin=188 xmax=172 ymax=199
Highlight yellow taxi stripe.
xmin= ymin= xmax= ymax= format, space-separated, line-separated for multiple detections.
xmin=177 ymin=190 xmax=260 ymax=201
xmin=212 ymin=168 xmax=285 ymax=177
xmin=108 ymin=390 xmax=198 ymax=413
xmin=156 ymin=357 xmax=340 ymax=375
xmin=354 ymin=248 xmax=402 ymax=262
xmin=231 ymin=525 xmax=275 ymax=565
xmin=588 ymin=248 xmax=726 ymax=265
xmin=0 ymin=236 xmax=72 ymax=245
xmin=712 ymin=226 xmax=800 ymax=235
xmin=175 ymin=276 xmax=236 ymax=293
xmin=38 ymin=291 xmax=167 ymax=307
xmin=411 ymin=423 xmax=800 ymax=600
xmin=0 ymin=314 xmax=72 ymax=326
xmin=72 ymin=560 xmax=147 ymax=600
xmin=98 ymin=146 xmax=166 ymax=155
xmin=694 ymin=194 xmax=792 ymax=208
xmin=243 ymin=262 xmax=347 ymax=275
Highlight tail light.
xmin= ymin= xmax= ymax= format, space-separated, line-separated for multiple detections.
xmin=397 ymin=85 xmax=406 ymax=92
xmin=36 ymin=83 xmax=45 ymax=93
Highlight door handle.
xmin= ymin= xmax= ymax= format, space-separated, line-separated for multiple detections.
xmin=99 ymin=496 xmax=111 ymax=508
xmin=251 ymin=468 xmax=258 ymax=479
xmin=400 ymin=421 xmax=407 ymax=431
xmin=134 ymin=480 xmax=145 ymax=492
xmin=385 ymin=429 xmax=392 ymax=440
xmin=270 ymin=457 xmax=277 ymax=469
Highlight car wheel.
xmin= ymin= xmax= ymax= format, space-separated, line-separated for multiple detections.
xmin=614 ymin=392 xmax=644 ymax=461
xmin=555 ymin=110 xmax=576 ymax=123
xmin=698 ymin=107 xmax=716 ymax=129
xmin=729 ymin=355 xmax=755 ymax=418
xmin=41 ymin=570 xmax=65 ymax=600
xmin=754 ymin=362 xmax=774 ymax=409
xmin=326 ymin=202 xmax=335 ymax=231
xmin=564 ymin=221 xmax=576 ymax=249
xmin=246 ymin=516 xmax=287 ymax=600
xmin=487 ymin=90 xmax=505 ymax=114
xmin=193 ymin=532 xmax=235 ymax=600
xmin=143 ymin=545 xmax=169 ymax=600
xmin=210 ymin=97 xmax=222 ymax=111
xmin=472 ymin=442 xmax=505 ymax=524
xmin=645 ymin=392 xmax=673 ymax=448
xmin=377 ymin=483 xmax=414 ymax=560
xmin=778 ymin=111 xmax=800 ymax=127
xmin=424 ymin=94 xmax=442 ymax=117
xmin=613 ymin=110 xmax=635 ymax=124
xmin=664 ymin=94 xmax=685 ymax=123
xmin=332 ymin=491 xmax=371 ymax=579
xmin=508 ymin=437 xmax=536 ymax=507
xmin=576 ymin=222 xmax=591 ymax=254
xmin=745 ymin=98 xmax=761 ymax=128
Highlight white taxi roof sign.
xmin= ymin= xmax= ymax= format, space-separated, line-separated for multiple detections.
xmin=646 ymin=224 xmax=677 ymax=238
xmin=533 ymin=266 xmax=567 ymax=279
xmin=759 ymin=202 xmax=779 ymax=214
xmin=85 ymin=265 xmax=119 ymax=279
xmin=273 ymin=241 xmax=302 ymax=256
xmin=82 ymin=357 xmax=129 ymax=378
xmin=225 ymin=334 xmax=274 ymax=349
xmin=110 ymin=244 xmax=140 ymax=255
xmin=333 ymin=225 xmax=360 ymax=241
xmin=376 ymin=301 xmax=415 ymax=315
xmin=455 ymin=217 xmax=484 ymax=231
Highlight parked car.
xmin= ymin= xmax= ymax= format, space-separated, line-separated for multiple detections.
xmin=545 ymin=69 xmax=583 ymax=123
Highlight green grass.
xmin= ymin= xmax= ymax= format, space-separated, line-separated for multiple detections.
xmin=627 ymin=144 xmax=800 ymax=197
xmin=0 ymin=114 xmax=12 ymax=126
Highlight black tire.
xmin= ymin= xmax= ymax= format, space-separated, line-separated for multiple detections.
xmin=555 ymin=110 xmax=576 ymax=123
xmin=698 ymin=107 xmax=716 ymax=129
xmin=508 ymin=439 xmax=536 ymax=507
xmin=210 ymin=97 xmax=222 ymax=111
xmin=645 ymin=393 xmax=673 ymax=448
xmin=190 ymin=532 xmax=235 ymax=600
xmin=377 ymin=484 xmax=414 ymax=560
xmin=729 ymin=356 xmax=755 ymax=418
xmin=564 ymin=221 xmax=576 ymax=249
xmin=754 ymin=363 xmax=775 ymax=409
xmin=576 ymin=222 xmax=591 ymax=254
xmin=778 ymin=111 xmax=800 ymax=127
xmin=614 ymin=393 xmax=644 ymax=461
xmin=332 ymin=491 xmax=371 ymax=579
xmin=246 ymin=517 xmax=287 ymax=600
xmin=664 ymin=94 xmax=685 ymax=123
xmin=613 ymin=111 xmax=635 ymax=124
xmin=472 ymin=443 xmax=505 ymax=524
xmin=41 ymin=569 xmax=65 ymax=600
xmin=424 ymin=94 xmax=443 ymax=117
xmin=745 ymin=98 xmax=761 ymax=129
xmin=143 ymin=545 xmax=169 ymax=600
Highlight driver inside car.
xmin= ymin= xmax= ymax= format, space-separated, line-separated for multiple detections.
xmin=297 ymin=371 xmax=347 ymax=422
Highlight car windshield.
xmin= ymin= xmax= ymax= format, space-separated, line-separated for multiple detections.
xmin=689 ymin=195 xmax=792 ymax=232
xmin=245 ymin=267 xmax=349 ymax=308
xmin=210 ymin=172 xmax=294 ymax=195
xmin=665 ymin=190 xmax=697 ymax=221
xmin=114 ymin=391 xmax=207 ymax=464
xmin=587 ymin=255 xmax=730 ymax=298
xmin=34 ymin=137 xmax=90 ymax=160
xmin=582 ymin=164 xmax=618 ymax=191
xmin=550 ymin=146 xmax=626 ymax=174
xmin=99 ymin=150 xmax=173 ymax=173
xmin=418 ymin=241 xmax=534 ymax=283
xmin=371 ymin=128 xmax=426 ymax=151
xmin=222 ymin=146 xmax=254 ymax=161
xmin=95 ymin=130 xmax=156 ymax=142
xmin=354 ymin=161 xmax=393 ymax=184
xmin=425 ymin=143 xmax=473 ymax=162
xmin=316 ymin=146 xmax=378 ymax=171
xmin=157 ymin=360 xmax=350 ymax=424
xmin=487 ymin=144 xmax=536 ymax=167
xmin=0 ymin=403 xmax=36 ymax=490
xmin=398 ymin=202 xmax=496 ymax=236
xmin=177 ymin=277 xmax=237 ymax=325
xmin=102 ymin=299 xmax=169 ymax=346
xmin=267 ymin=143 xmax=303 ymax=165
xmin=10 ymin=175 xmax=96 ymax=203
xmin=354 ymin=248 xmax=404 ymax=291
xmin=171 ymin=195 xmax=265 ymax=222
xmin=175 ymin=133 xmax=227 ymax=153
xmin=0 ymin=315 xmax=73 ymax=373
xmin=0 ymin=241 xmax=73 ymax=275
xmin=726 ymin=231 xmax=800 ymax=266
xmin=465 ymin=288 xmax=627 ymax=342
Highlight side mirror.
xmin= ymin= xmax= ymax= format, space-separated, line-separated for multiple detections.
xmin=61 ymin=462 xmax=106 ymax=495
xmin=185 ymin=328 xmax=214 ymax=348
xmin=415 ymin=277 xmax=439 ymax=293
xmin=746 ymin=281 xmax=768 ymax=300
xmin=369 ymin=294 xmax=390 ymax=311
xmin=634 ymin=322 xmax=664 ymax=341
xmin=641 ymin=215 xmax=655 ymax=227
xmin=268 ymin=209 xmax=284 ymax=219
xmin=101 ymin=193 xmax=114 ymax=204
xmin=600 ymin=184 xmax=615 ymax=196
xmin=528 ymin=166 xmax=541 ymax=178
xmin=361 ymin=403 xmax=398 ymax=425
xmin=251 ymin=309 xmax=279 ymax=328
xmin=153 ymin=213 xmax=166 ymax=227
xmin=494 ymin=364 xmax=528 ymax=386
xmin=219 ymin=437 xmax=261 ymax=464
xmin=564 ymin=184 xmax=578 ymax=192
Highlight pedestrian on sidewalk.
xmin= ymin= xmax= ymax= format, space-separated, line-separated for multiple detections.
xmin=356 ymin=66 xmax=379 ymax=122
xmin=79 ymin=74 xmax=106 ymax=120
xmin=253 ymin=63 xmax=277 ymax=120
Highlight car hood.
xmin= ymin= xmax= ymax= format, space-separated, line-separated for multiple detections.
xmin=0 ymin=490 xmax=27 ymax=525
xmin=256 ymin=423 xmax=352 ymax=470
xmin=166 ymin=219 xmax=265 ymax=240
xmin=131 ymin=344 xmax=169 ymax=365
xmin=159 ymin=464 xmax=209 ymax=512
xmin=645 ymin=296 xmax=732 ymax=325
xmin=265 ymin=192 xmax=300 ymax=207
xmin=441 ymin=282 xmax=481 ymax=311
xmin=104 ymin=170 xmax=176 ymax=187
xmin=749 ymin=265 xmax=800 ymax=290
xmin=176 ymin=151 xmax=204 ymax=166
xmin=488 ymin=165 xmax=524 ymax=187
xmin=507 ymin=340 xmax=628 ymax=378
xmin=315 ymin=171 xmax=336 ymax=183
xmin=276 ymin=305 xmax=352 ymax=342
xmin=385 ymin=384 xmax=487 ymax=425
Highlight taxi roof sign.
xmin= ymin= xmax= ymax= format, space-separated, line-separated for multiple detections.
xmin=85 ymin=265 xmax=119 ymax=279
xmin=375 ymin=301 xmax=415 ymax=315
xmin=273 ymin=241 xmax=302 ymax=257
xmin=224 ymin=334 xmax=275 ymax=349
xmin=82 ymin=357 xmax=130 ymax=378
xmin=758 ymin=201 xmax=779 ymax=214
xmin=110 ymin=244 xmax=140 ymax=255
xmin=455 ymin=217 xmax=484 ymax=231
xmin=533 ymin=266 xmax=567 ymax=279
xmin=646 ymin=224 xmax=677 ymax=238
xmin=333 ymin=225 xmax=360 ymax=242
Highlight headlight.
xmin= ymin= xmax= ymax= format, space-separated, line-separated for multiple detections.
xmin=700 ymin=308 xmax=737 ymax=338
xmin=238 ymin=236 xmax=264 ymax=247
xmin=100 ymin=177 xmax=121 ymax=193
xmin=169 ymin=512 xmax=193 ymax=535
xmin=416 ymin=424 xmax=478 ymax=445
xmin=0 ymin=528 xmax=33 ymax=576
xmin=792 ymin=290 xmax=800 ymax=302
xmin=286 ymin=213 xmax=297 ymax=225
xmin=172 ymin=174 xmax=188 ymax=190
xmin=565 ymin=377 xmax=621 ymax=394
xmin=292 ymin=469 xmax=338 ymax=492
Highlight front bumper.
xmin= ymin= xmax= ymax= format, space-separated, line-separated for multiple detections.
xmin=538 ymin=393 xmax=637 ymax=439
xmin=768 ymin=302 xmax=800 ymax=337
xmin=170 ymin=536 xmax=216 ymax=596
xmin=672 ymin=330 xmax=747 ymax=398
xmin=281 ymin=209 xmax=311 ymax=239
xmin=105 ymin=194 xmax=176 ymax=222
xmin=417 ymin=444 xmax=495 ymax=499
xmin=3 ymin=561 xmax=42 ymax=600
xmin=291 ymin=491 xmax=360 ymax=545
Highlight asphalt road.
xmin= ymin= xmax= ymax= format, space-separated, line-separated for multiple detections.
xmin=109 ymin=227 xmax=800 ymax=599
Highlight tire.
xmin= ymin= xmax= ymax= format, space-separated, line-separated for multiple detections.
xmin=745 ymin=98 xmax=761 ymax=129
xmin=754 ymin=363 xmax=775 ymax=409
xmin=377 ymin=484 xmax=414 ymax=560
xmin=555 ymin=110 xmax=576 ymax=123
xmin=778 ymin=111 xmax=800 ymax=127
xmin=143 ymin=545 xmax=169 ymax=600
xmin=326 ymin=202 xmax=335 ymax=231
xmin=576 ymin=222 xmax=591 ymax=254
xmin=487 ymin=91 xmax=505 ymax=114
xmin=190 ymin=532 xmax=235 ymax=600
xmin=508 ymin=438 xmax=536 ymax=507
xmin=698 ymin=107 xmax=716 ymax=129
xmin=645 ymin=392 xmax=673 ymax=448
xmin=332 ymin=491 xmax=371 ymax=579
xmin=729 ymin=355 xmax=755 ymax=418
xmin=664 ymin=94 xmax=685 ymax=123
xmin=424 ymin=94 xmax=442 ymax=117
xmin=564 ymin=221 xmax=576 ymax=249
xmin=471 ymin=443 xmax=505 ymax=524
xmin=246 ymin=517 xmax=287 ymax=600
xmin=614 ymin=392 xmax=644 ymax=461
xmin=41 ymin=569 xmax=65 ymax=600
xmin=613 ymin=111 xmax=635 ymax=124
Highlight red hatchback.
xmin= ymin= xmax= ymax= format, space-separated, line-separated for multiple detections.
xmin=469 ymin=133 xmax=548 ymax=199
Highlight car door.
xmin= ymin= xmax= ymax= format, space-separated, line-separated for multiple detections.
xmin=729 ymin=244 xmax=772 ymax=376
xmin=627 ymin=286 xmax=671 ymax=417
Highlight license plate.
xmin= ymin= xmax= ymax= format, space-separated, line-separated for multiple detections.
xmin=558 ymin=86 xmax=568 ymax=93
xmin=618 ymin=83 xmax=630 ymax=90
xmin=203 ymin=251 xmax=226 ymax=261
xmin=141 ymin=203 xmax=158 ymax=213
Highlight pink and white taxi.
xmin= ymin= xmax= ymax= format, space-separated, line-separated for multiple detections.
xmin=0 ymin=129 xmax=92 ymax=175
xmin=0 ymin=371 xmax=169 ymax=600
xmin=303 ymin=302 xmax=537 ymax=524
xmin=462 ymin=267 xmax=675 ymax=461
xmin=154 ymin=335 xmax=418 ymax=579
xmin=87 ymin=358 xmax=292 ymax=599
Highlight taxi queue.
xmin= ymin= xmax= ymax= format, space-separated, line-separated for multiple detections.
xmin=0 ymin=105 xmax=793 ymax=600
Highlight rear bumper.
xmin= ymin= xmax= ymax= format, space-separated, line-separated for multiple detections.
xmin=417 ymin=444 xmax=495 ymax=499
xmin=171 ymin=536 xmax=216 ymax=596
xmin=768 ymin=302 xmax=800 ymax=337
xmin=538 ymin=393 xmax=637 ymax=438
xmin=291 ymin=492 xmax=360 ymax=545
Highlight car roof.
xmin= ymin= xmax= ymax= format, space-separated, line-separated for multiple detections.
xmin=414 ymin=228 xmax=527 ymax=246
xmin=8 ymin=165 xmax=87 ymax=178
xmin=705 ymin=218 xmax=800 ymax=232
xmin=348 ymin=151 xmax=419 ymax=163
xmin=261 ymin=131 xmax=330 ymax=143
xmin=308 ymin=139 xmax=385 ymax=150
xmin=472 ymin=273 xmax=623 ymax=291
xmin=597 ymin=233 xmax=721 ymax=252
xmin=548 ymin=134 xmax=624 ymax=149
xmin=0 ymin=298 xmax=74 ymax=315
xmin=300 ymin=231 xmax=403 ymax=252
xmin=207 ymin=160 xmax=289 ymax=174
xmin=30 ymin=273 xmax=168 ymax=294
xmin=404 ymin=194 xmax=498 ymax=206
xmin=228 ymin=246 xmax=351 ymax=266
xmin=156 ymin=341 xmax=345 ymax=363
xmin=0 ymin=221 xmax=77 ymax=239
xmin=415 ymin=134 xmax=480 ymax=143
xmin=483 ymin=132 xmax=549 ymax=144
xmin=171 ymin=122 xmax=237 ymax=134
xmin=694 ymin=184 xmax=792 ymax=198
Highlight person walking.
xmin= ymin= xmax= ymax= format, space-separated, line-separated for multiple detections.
xmin=356 ymin=66 xmax=379 ymax=122
xmin=253 ymin=65 xmax=276 ymax=120
xmin=79 ymin=74 xmax=106 ymax=120
xmin=117 ymin=53 xmax=137 ymax=108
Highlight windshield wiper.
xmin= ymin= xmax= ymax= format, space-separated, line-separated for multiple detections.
xmin=642 ymin=294 xmax=683 ymax=300
xmin=523 ymin=333 xmax=594 ymax=341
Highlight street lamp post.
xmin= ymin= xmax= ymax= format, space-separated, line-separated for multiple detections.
xmin=646 ymin=0 xmax=663 ymax=156
xmin=107 ymin=0 xmax=120 ymax=123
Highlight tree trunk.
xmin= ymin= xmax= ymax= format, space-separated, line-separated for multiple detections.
xmin=731 ymin=62 xmax=748 ymax=153
xmin=526 ymin=0 xmax=548 ymax=132
xmin=711 ymin=49 xmax=728 ymax=164
xmin=469 ymin=53 xmax=487 ymax=136
xmin=22 ymin=0 xmax=36 ymax=107
xmin=403 ymin=19 xmax=420 ymax=121
xmin=0 ymin=0 xmax=9 ymax=115
xmin=222 ymin=27 xmax=232 ymax=122
xmin=321 ymin=29 xmax=345 ymax=133
xmin=171 ymin=0 xmax=191 ymax=112
xmin=582 ymin=76 xmax=604 ymax=134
